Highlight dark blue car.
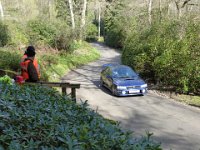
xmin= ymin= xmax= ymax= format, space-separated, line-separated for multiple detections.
xmin=100 ymin=64 xmax=147 ymax=96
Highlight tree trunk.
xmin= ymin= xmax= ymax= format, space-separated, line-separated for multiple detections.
xmin=145 ymin=0 xmax=149 ymax=10
xmin=175 ymin=0 xmax=181 ymax=19
xmin=167 ymin=0 xmax=171 ymax=17
xmin=98 ymin=2 xmax=101 ymax=39
xmin=159 ymin=0 xmax=162 ymax=22
xmin=80 ymin=0 xmax=87 ymax=39
xmin=48 ymin=0 xmax=52 ymax=20
xmin=68 ymin=0 xmax=75 ymax=30
xmin=148 ymin=0 xmax=153 ymax=25
xmin=0 ymin=1 xmax=4 ymax=20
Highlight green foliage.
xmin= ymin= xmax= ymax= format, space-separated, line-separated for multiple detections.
xmin=0 ymin=75 xmax=13 ymax=85
xmin=55 ymin=0 xmax=69 ymax=21
xmin=68 ymin=41 xmax=83 ymax=52
xmin=0 ymin=22 xmax=10 ymax=47
xmin=0 ymin=49 xmax=21 ymax=73
xmin=44 ymin=42 xmax=100 ymax=81
xmin=41 ymin=54 xmax=59 ymax=65
xmin=26 ymin=19 xmax=74 ymax=51
xmin=122 ymin=19 xmax=200 ymax=93
xmin=54 ymin=27 xmax=74 ymax=51
xmin=86 ymin=23 xmax=98 ymax=42
xmin=104 ymin=0 xmax=127 ymax=48
xmin=131 ymin=132 xmax=161 ymax=150
xmin=104 ymin=0 xmax=200 ymax=94
xmin=0 ymin=79 xmax=161 ymax=149
xmin=7 ymin=22 xmax=28 ymax=46
xmin=26 ymin=19 xmax=57 ymax=46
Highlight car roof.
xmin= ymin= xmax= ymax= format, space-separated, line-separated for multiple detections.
xmin=102 ymin=64 xmax=132 ymax=70
xmin=101 ymin=63 xmax=118 ymax=70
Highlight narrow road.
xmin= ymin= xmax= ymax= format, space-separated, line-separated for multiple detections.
xmin=62 ymin=43 xmax=200 ymax=150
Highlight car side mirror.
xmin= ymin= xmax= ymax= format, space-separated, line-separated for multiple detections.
xmin=135 ymin=73 xmax=139 ymax=76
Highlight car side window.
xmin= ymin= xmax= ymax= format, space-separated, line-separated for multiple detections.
xmin=107 ymin=68 xmax=112 ymax=76
xmin=103 ymin=68 xmax=112 ymax=76
xmin=102 ymin=68 xmax=109 ymax=75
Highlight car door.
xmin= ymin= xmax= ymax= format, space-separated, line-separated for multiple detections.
xmin=105 ymin=68 xmax=113 ymax=88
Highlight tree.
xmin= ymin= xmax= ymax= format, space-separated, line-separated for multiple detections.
xmin=159 ymin=0 xmax=162 ymax=21
xmin=80 ymin=0 xmax=87 ymax=39
xmin=174 ymin=0 xmax=182 ymax=19
xmin=0 ymin=0 xmax=4 ymax=20
xmin=68 ymin=0 xmax=75 ymax=30
xmin=148 ymin=0 xmax=153 ymax=24
xmin=97 ymin=1 xmax=101 ymax=39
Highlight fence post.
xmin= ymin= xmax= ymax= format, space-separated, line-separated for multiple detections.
xmin=71 ymin=88 xmax=76 ymax=102
xmin=62 ymin=87 xmax=67 ymax=96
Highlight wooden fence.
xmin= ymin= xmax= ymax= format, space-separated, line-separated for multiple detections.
xmin=25 ymin=82 xmax=80 ymax=102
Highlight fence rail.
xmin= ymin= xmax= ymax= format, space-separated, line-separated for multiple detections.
xmin=25 ymin=81 xmax=80 ymax=102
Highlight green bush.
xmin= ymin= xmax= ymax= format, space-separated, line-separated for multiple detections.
xmin=0 ymin=22 xmax=10 ymax=47
xmin=26 ymin=19 xmax=74 ymax=51
xmin=0 ymin=49 xmax=21 ymax=77
xmin=68 ymin=40 xmax=83 ymax=52
xmin=122 ymin=19 xmax=200 ymax=93
xmin=54 ymin=29 xmax=73 ymax=51
xmin=0 ymin=75 xmax=13 ymax=84
xmin=104 ymin=1 xmax=127 ymax=48
xmin=26 ymin=19 xmax=57 ymax=46
xmin=0 ymin=79 xmax=161 ymax=149
xmin=86 ymin=23 xmax=98 ymax=42
xmin=7 ymin=22 xmax=28 ymax=46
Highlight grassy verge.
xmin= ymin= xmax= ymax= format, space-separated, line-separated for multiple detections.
xmin=42 ymin=42 xmax=100 ymax=81
xmin=150 ymin=88 xmax=200 ymax=108
xmin=172 ymin=94 xmax=200 ymax=107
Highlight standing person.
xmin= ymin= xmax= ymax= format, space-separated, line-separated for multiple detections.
xmin=20 ymin=46 xmax=40 ymax=82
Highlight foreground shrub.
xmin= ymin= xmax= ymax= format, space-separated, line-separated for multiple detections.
xmin=0 ymin=76 xmax=161 ymax=149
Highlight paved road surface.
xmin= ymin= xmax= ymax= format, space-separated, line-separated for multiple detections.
xmin=62 ymin=43 xmax=200 ymax=150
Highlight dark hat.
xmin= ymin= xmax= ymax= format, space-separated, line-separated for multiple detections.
xmin=26 ymin=46 xmax=36 ymax=57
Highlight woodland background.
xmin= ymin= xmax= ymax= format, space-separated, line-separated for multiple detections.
xmin=0 ymin=0 xmax=200 ymax=93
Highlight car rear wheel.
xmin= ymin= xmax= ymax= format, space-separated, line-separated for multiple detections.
xmin=100 ymin=77 xmax=104 ymax=87
xmin=111 ymin=86 xmax=116 ymax=96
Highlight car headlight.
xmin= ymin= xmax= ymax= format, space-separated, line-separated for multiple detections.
xmin=141 ymin=84 xmax=147 ymax=88
xmin=117 ymin=86 xmax=127 ymax=90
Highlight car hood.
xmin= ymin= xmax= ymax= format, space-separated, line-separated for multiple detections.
xmin=113 ymin=78 xmax=146 ymax=86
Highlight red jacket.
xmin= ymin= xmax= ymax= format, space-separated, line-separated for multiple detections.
xmin=20 ymin=58 xmax=39 ymax=82
xmin=21 ymin=54 xmax=40 ymax=79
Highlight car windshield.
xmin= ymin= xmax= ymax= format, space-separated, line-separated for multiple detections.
xmin=112 ymin=66 xmax=138 ymax=79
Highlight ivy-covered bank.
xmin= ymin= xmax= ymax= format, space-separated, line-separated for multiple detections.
xmin=0 ymin=76 xmax=162 ymax=149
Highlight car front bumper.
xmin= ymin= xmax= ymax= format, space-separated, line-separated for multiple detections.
xmin=115 ymin=88 xmax=147 ymax=96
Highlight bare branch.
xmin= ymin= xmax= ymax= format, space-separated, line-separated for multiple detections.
xmin=181 ymin=0 xmax=191 ymax=8
xmin=187 ymin=3 xmax=199 ymax=6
